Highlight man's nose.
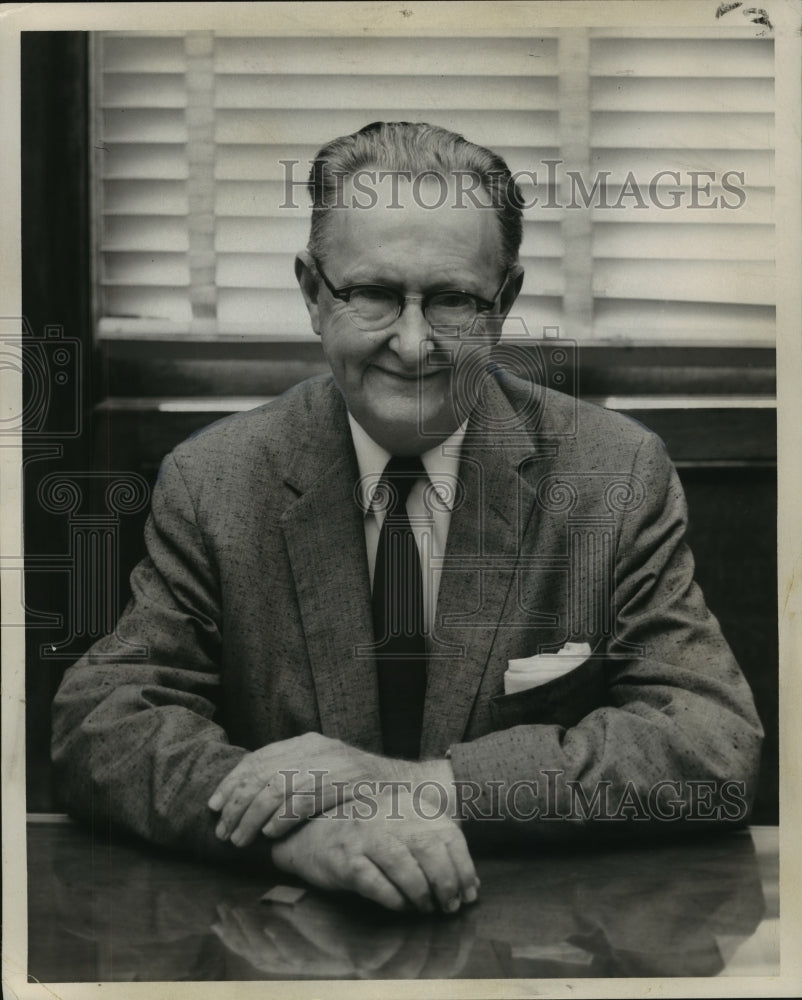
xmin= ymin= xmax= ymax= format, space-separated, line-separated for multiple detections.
xmin=387 ymin=301 xmax=432 ymax=368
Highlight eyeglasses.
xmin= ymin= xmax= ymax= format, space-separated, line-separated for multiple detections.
xmin=311 ymin=257 xmax=508 ymax=332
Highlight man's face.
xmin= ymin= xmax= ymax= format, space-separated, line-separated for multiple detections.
xmin=297 ymin=175 xmax=516 ymax=455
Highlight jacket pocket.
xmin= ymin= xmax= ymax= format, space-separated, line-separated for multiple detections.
xmin=489 ymin=654 xmax=606 ymax=731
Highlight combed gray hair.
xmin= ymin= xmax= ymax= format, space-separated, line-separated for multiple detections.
xmin=307 ymin=121 xmax=524 ymax=270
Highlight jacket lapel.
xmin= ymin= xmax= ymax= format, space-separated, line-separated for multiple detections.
xmin=277 ymin=373 xmax=565 ymax=760
xmin=279 ymin=381 xmax=383 ymax=752
xmin=419 ymin=374 xmax=554 ymax=758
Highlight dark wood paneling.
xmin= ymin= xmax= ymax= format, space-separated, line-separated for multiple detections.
xmin=680 ymin=467 xmax=777 ymax=825
xmin=92 ymin=399 xmax=777 ymax=479
xmin=574 ymin=344 xmax=775 ymax=396
xmin=99 ymin=339 xmax=776 ymax=399
xmin=605 ymin=405 xmax=776 ymax=464
xmin=99 ymin=338 xmax=331 ymax=398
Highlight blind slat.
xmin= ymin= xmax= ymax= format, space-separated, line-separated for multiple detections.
xmin=102 ymin=108 xmax=188 ymax=143
xmin=103 ymin=217 xmax=189 ymax=252
xmin=105 ymin=286 xmax=192 ymax=322
xmin=589 ymin=149 xmax=773 ymax=188
xmin=593 ymin=259 xmax=774 ymax=305
xmin=589 ymin=188 xmax=773 ymax=224
xmin=103 ymin=252 xmax=191 ymax=285
xmin=101 ymin=73 xmax=188 ymax=108
xmin=214 ymin=216 xmax=309 ymax=252
xmin=102 ymin=35 xmax=187 ymax=73
xmin=590 ymin=38 xmax=774 ymax=78
xmin=103 ymin=179 xmax=188 ymax=215
xmin=591 ymin=112 xmax=774 ymax=150
xmin=102 ymin=145 xmax=190 ymax=180
xmin=215 ymin=74 xmax=559 ymax=111
xmin=593 ymin=222 xmax=774 ymax=260
xmin=217 ymin=288 xmax=315 ymax=327
xmin=214 ymin=109 xmax=560 ymax=148
xmin=591 ymin=77 xmax=774 ymax=114
xmin=593 ymin=299 xmax=775 ymax=342
xmin=213 ymin=37 xmax=559 ymax=76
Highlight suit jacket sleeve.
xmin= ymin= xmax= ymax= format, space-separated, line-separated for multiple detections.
xmin=448 ymin=430 xmax=764 ymax=838
xmin=51 ymin=451 xmax=272 ymax=867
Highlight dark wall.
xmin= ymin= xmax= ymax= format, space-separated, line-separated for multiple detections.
xmin=22 ymin=32 xmax=93 ymax=810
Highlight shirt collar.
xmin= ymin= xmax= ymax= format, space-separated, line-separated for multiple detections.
xmin=348 ymin=414 xmax=468 ymax=515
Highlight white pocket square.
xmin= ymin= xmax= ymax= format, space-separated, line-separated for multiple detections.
xmin=504 ymin=642 xmax=592 ymax=695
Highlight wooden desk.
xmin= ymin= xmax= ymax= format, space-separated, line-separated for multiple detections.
xmin=26 ymin=818 xmax=778 ymax=982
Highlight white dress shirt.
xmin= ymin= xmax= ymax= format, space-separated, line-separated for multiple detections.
xmin=348 ymin=414 xmax=468 ymax=638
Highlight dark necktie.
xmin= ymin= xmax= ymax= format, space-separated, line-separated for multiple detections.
xmin=371 ymin=456 xmax=428 ymax=759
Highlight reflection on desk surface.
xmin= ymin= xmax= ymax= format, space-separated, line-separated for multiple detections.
xmin=27 ymin=820 xmax=778 ymax=982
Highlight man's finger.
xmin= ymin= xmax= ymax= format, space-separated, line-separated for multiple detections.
xmin=260 ymin=781 xmax=319 ymax=839
xmin=365 ymin=833 xmax=435 ymax=913
xmin=346 ymin=855 xmax=409 ymax=912
xmin=442 ymin=827 xmax=480 ymax=904
xmin=406 ymin=835 xmax=463 ymax=913
xmin=261 ymin=776 xmax=344 ymax=839
xmin=228 ymin=784 xmax=284 ymax=846
xmin=215 ymin=776 xmax=270 ymax=839
xmin=207 ymin=763 xmax=252 ymax=813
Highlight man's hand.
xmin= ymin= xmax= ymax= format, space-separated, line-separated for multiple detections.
xmin=270 ymin=786 xmax=478 ymax=914
xmin=207 ymin=732 xmax=456 ymax=847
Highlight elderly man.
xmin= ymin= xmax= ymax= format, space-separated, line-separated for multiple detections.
xmin=52 ymin=122 xmax=763 ymax=915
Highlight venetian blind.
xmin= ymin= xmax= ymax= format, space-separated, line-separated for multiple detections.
xmin=587 ymin=29 xmax=775 ymax=344
xmin=93 ymin=28 xmax=774 ymax=344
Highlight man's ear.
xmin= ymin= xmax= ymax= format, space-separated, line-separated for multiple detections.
xmin=295 ymin=251 xmax=321 ymax=335
xmin=498 ymin=264 xmax=524 ymax=321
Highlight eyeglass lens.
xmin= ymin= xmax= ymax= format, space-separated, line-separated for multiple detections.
xmin=347 ymin=288 xmax=479 ymax=330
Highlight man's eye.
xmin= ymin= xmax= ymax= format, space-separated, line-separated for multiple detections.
xmin=430 ymin=292 xmax=474 ymax=310
xmin=350 ymin=287 xmax=397 ymax=305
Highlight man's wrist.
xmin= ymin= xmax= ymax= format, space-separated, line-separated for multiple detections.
xmin=422 ymin=757 xmax=458 ymax=817
xmin=376 ymin=755 xmax=457 ymax=816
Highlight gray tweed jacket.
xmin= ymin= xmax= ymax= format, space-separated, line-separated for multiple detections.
xmin=51 ymin=368 xmax=763 ymax=863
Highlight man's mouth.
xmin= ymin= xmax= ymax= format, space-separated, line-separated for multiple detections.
xmin=372 ymin=364 xmax=443 ymax=382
